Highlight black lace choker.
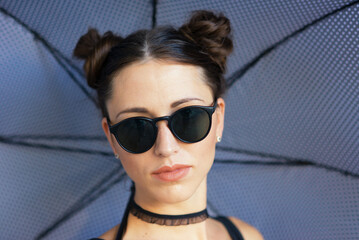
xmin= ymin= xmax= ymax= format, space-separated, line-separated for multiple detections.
xmin=129 ymin=197 xmax=209 ymax=226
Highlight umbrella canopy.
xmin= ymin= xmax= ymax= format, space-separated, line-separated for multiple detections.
xmin=1 ymin=1 xmax=358 ymax=239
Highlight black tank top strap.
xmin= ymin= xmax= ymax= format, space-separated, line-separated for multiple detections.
xmin=213 ymin=216 xmax=245 ymax=240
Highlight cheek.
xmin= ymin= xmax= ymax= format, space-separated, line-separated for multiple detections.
xmin=187 ymin=123 xmax=217 ymax=172
xmin=114 ymin=143 xmax=146 ymax=181
xmin=118 ymin=154 xmax=136 ymax=175
xmin=111 ymin=134 xmax=139 ymax=171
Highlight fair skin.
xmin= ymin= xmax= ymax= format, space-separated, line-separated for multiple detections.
xmin=100 ymin=59 xmax=263 ymax=240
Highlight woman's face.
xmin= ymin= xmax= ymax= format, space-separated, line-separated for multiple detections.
xmin=102 ymin=59 xmax=225 ymax=205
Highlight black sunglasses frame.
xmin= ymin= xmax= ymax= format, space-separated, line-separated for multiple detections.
xmin=107 ymin=100 xmax=218 ymax=154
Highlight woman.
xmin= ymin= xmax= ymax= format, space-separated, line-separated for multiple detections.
xmin=74 ymin=10 xmax=263 ymax=240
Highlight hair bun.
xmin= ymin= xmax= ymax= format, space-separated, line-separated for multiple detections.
xmin=73 ymin=28 xmax=123 ymax=89
xmin=179 ymin=10 xmax=233 ymax=72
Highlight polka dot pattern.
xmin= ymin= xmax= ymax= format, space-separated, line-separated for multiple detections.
xmin=222 ymin=4 xmax=359 ymax=175
xmin=1 ymin=0 xmax=152 ymax=69
xmin=1 ymin=1 xmax=358 ymax=239
xmin=207 ymin=162 xmax=359 ymax=240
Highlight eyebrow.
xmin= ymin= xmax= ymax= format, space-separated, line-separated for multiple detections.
xmin=115 ymin=97 xmax=204 ymax=119
xmin=170 ymin=97 xmax=204 ymax=108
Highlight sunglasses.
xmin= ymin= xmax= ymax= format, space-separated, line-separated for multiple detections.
xmin=107 ymin=100 xmax=218 ymax=154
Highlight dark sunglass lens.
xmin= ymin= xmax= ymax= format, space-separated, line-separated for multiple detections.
xmin=171 ymin=107 xmax=211 ymax=142
xmin=115 ymin=118 xmax=156 ymax=153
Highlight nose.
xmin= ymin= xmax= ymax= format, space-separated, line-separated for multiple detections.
xmin=153 ymin=121 xmax=180 ymax=157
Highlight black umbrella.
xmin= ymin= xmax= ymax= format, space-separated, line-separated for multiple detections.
xmin=1 ymin=1 xmax=358 ymax=239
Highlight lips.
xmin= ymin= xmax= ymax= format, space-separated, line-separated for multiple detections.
xmin=152 ymin=164 xmax=191 ymax=182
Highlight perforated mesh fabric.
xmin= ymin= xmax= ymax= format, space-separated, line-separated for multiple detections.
xmin=1 ymin=1 xmax=358 ymax=239
xmin=222 ymin=3 xmax=359 ymax=174
xmin=208 ymin=162 xmax=359 ymax=240
xmin=1 ymin=0 xmax=152 ymax=68
xmin=157 ymin=0 xmax=354 ymax=79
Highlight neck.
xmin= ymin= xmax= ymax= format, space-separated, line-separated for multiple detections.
xmin=125 ymin=177 xmax=209 ymax=236
xmin=133 ymin=176 xmax=208 ymax=215
xmin=129 ymin=197 xmax=208 ymax=226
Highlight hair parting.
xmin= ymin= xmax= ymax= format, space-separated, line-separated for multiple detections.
xmin=73 ymin=10 xmax=233 ymax=119
xmin=73 ymin=10 xmax=233 ymax=239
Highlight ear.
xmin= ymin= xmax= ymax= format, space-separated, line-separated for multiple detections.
xmin=101 ymin=117 xmax=118 ymax=155
xmin=214 ymin=97 xmax=225 ymax=139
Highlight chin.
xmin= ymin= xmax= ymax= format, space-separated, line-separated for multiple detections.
xmin=149 ymin=177 xmax=205 ymax=204
xmin=158 ymin=187 xmax=193 ymax=204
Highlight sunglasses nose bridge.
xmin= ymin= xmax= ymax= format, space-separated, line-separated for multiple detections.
xmin=153 ymin=115 xmax=180 ymax=157
xmin=152 ymin=116 xmax=171 ymax=126
xmin=152 ymin=115 xmax=178 ymax=140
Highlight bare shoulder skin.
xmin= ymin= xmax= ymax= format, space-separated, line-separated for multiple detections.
xmin=98 ymin=217 xmax=264 ymax=240
xmin=228 ymin=217 xmax=264 ymax=240
xmin=98 ymin=224 xmax=120 ymax=239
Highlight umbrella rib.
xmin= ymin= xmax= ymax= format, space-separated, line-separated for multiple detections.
xmin=36 ymin=168 xmax=127 ymax=240
xmin=3 ymin=3 xmax=358 ymax=238
xmin=0 ymin=7 xmax=85 ymax=77
xmin=0 ymin=7 xmax=97 ymax=106
xmin=226 ymin=0 xmax=359 ymax=88
xmin=2 ymin=134 xmax=107 ymax=141
xmin=0 ymin=135 xmax=114 ymax=158
xmin=216 ymin=146 xmax=359 ymax=179
xmin=152 ymin=0 xmax=158 ymax=29
xmin=217 ymin=146 xmax=309 ymax=162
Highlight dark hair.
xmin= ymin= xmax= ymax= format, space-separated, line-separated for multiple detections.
xmin=73 ymin=10 xmax=233 ymax=239
xmin=73 ymin=10 xmax=233 ymax=119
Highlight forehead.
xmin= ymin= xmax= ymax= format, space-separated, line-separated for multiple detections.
xmin=107 ymin=60 xmax=213 ymax=113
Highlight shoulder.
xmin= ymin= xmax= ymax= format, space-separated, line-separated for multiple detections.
xmin=228 ymin=216 xmax=264 ymax=240
xmin=97 ymin=224 xmax=120 ymax=240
